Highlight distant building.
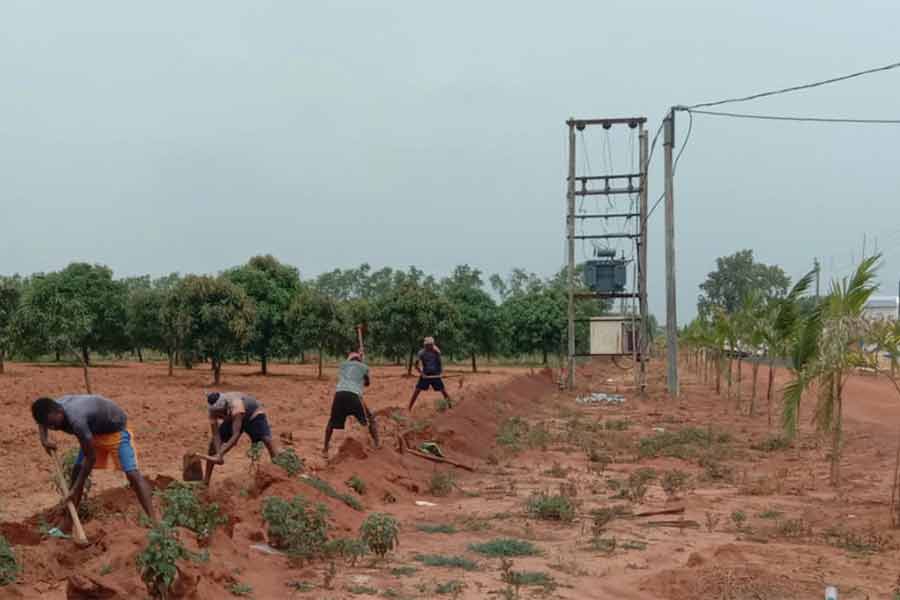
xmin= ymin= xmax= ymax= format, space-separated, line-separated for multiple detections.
xmin=863 ymin=296 xmax=898 ymax=321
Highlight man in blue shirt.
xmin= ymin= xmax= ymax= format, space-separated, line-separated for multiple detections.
xmin=323 ymin=352 xmax=379 ymax=458
xmin=408 ymin=336 xmax=453 ymax=412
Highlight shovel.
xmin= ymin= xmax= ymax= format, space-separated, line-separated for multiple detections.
xmin=51 ymin=452 xmax=89 ymax=547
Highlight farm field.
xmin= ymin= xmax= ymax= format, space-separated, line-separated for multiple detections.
xmin=2 ymin=358 xmax=900 ymax=599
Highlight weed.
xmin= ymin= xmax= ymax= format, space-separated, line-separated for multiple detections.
xmin=457 ymin=516 xmax=491 ymax=532
xmin=543 ymin=462 xmax=568 ymax=478
xmin=136 ymin=522 xmax=187 ymax=598
xmin=776 ymin=518 xmax=812 ymax=539
xmin=229 ymin=582 xmax=253 ymax=597
xmin=435 ymin=580 xmax=465 ymax=595
xmin=301 ymin=475 xmax=363 ymax=511
xmin=429 ymin=471 xmax=455 ymax=497
xmin=246 ymin=442 xmax=263 ymax=472
xmin=606 ymin=478 xmax=624 ymax=492
xmin=825 ymin=527 xmax=890 ymax=555
xmin=626 ymin=468 xmax=657 ymax=503
xmin=604 ymin=419 xmax=630 ymax=431
xmin=586 ymin=447 xmax=612 ymax=471
xmin=622 ymin=540 xmax=648 ymax=551
xmin=273 ymin=448 xmax=304 ymax=476
xmin=758 ymin=509 xmax=782 ymax=520
xmin=0 ymin=535 xmax=19 ymax=586
xmin=360 ymin=513 xmax=400 ymax=558
xmin=286 ymin=580 xmax=316 ymax=592
xmin=414 ymin=554 xmax=477 ymax=571
xmin=346 ymin=475 xmax=366 ymax=495
xmin=660 ymin=469 xmax=690 ymax=500
xmin=348 ymin=584 xmax=378 ymax=595
xmin=699 ymin=454 xmax=733 ymax=482
xmin=638 ymin=427 xmax=729 ymax=460
xmin=497 ymin=417 xmax=530 ymax=449
xmin=99 ymin=564 xmax=113 ymax=576
xmin=469 ymin=538 xmax=539 ymax=557
xmin=731 ymin=510 xmax=747 ymax=529
xmin=751 ymin=435 xmax=791 ymax=452
xmin=323 ymin=561 xmax=336 ymax=590
xmin=261 ymin=496 xmax=329 ymax=561
xmin=526 ymin=492 xmax=575 ymax=522
xmin=591 ymin=536 xmax=617 ymax=554
xmin=391 ymin=566 xmax=418 ymax=577
xmin=502 ymin=568 xmax=555 ymax=590
xmin=526 ymin=422 xmax=552 ymax=450
xmin=704 ymin=511 xmax=721 ymax=533
xmin=416 ymin=523 xmax=457 ymax=534
xmin=323 ymin=538 xmax=368 ymax=566
xmin=590 ymin=505 xmax=630 ymax=535
xmin=157 ymin=482 xmax=226 ymax=542
xmin=558 ymin=479 xmax=578 ymax=498
xmin=435 ymin=398 xmax=451 ymax=413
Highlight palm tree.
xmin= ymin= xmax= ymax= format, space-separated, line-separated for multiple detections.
xmin=782 ymin=256 xmax=879 ymax=485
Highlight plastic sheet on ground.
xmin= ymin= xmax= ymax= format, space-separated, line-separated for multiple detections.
xmin=576 ymin=392 xmax=626 ymax=405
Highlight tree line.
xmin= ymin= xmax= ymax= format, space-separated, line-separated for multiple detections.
xmin=0 ymin=256 xmax=611 ymax=386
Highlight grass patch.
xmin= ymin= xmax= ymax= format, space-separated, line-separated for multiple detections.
xmin=347 ymin=585 xmax=378 ymax=595
xmin=469 ymin=538 xmax=539 ymax=557
xmin=414 ymin=554 xmax=477 ymax=571
xmin=346 ymin=475 xmax=366 ymax=495
xmin=638 ymin=427 xmax=730 ymax=460
xmin=0 ymin=535 xmax=20 ymax=586
xmin=751 ymin=435 xmax=791 ymax=452
xmin=543 ymin=462 xmax=568 ymax=478
xmin=660 ymin=469 xmax=690 ymax=499
xmin=590 ymin=505 xmax=631 ymax=534
xmin=390 ymin=566 xmax=419 ymax=577
xmin=286 ymin=580 xmax=316 ymax=592
xmin=526 ymin=493 xmax=575 ymax=522
xmin=825 ymin=527 xmax=891 ymax=555
xmin=272 ymin=448 xmax=304 ymax=476
xmin=429 ymin=472 xmax=455 ymax=497
xmin=604 ymin=419 xmax=630 ymax=431
xmin=229 ymin=582 xmax=253 ymax=597
xmin=626 ymin=468 xmax=657 ymax=503
xmin=416 ymin=523 xmax=457 ymax=534
xmin=435 ymin=580 xmax=465 ymax=595
xmin=758 ymin=509 xmax=782 ymax=520
xmin=503 ymin=568 xmax=556 ymax=590
xmin=300 ymin=475 xmax=363 ymax=511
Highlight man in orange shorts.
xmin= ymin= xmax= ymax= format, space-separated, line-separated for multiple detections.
xmin=31 ymin=395 xmax=156 ymax=522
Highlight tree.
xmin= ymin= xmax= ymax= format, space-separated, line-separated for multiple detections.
xmin=173 ymin=275 xmax=256 ymax=384
xmin=286 ymin=287 xmax=352 ymax=378
xmin=782 ymin=256 xmax=879 ymax=485
xmin=441 ymin=265 xmax=499 ymax=372
xmin=500 ymin=284 xmax=565 ymax=365
xmin=698 ymin=250 xmax=790 ymax=316
xmin=225 ymin=255 xmax=301 ymax=375
xmin=0 ymin=276 xmax=23 ymax=374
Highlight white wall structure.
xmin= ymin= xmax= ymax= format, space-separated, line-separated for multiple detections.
xmin=863 ymin=296 xmax=898 ymax=321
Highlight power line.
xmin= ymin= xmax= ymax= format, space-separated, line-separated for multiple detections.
xmin=687 ymin=60 xmax=900 ymax=109
xmin=647 ymin=110 xmax=693 ymax=221
xmin=687 ymin=108 xmax=900 ymax=124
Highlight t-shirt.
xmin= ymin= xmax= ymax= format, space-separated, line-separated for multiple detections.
xmin=335 ymin=360 xmax=370 ymax=397
xmin=57 ymin=395 xmax=127 ymax=442
xmin=418 ymin=348 xmax=443 ymax=376
xmin=208 ymin=392 xmax=263 ymax=422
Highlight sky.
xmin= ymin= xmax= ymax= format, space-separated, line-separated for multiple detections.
xmin=1 ymin=1 xmax=898 ymax=322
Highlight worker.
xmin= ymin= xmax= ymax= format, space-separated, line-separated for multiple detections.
xmin=408 ymin=336 xmax=453 ymax=412
xmin=203 ymin=391 xmax=282 ymax=485
xmin=323 ymin=352 xmax=379 ymax=458
xmin=31 ymin=394 xmax=157 ymax=524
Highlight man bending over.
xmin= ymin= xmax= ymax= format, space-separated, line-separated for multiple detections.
xmin=203 ymin=391 xmax=282 ymax=485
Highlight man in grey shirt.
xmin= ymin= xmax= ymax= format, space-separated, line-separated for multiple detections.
xmin=323 ymin=352 xmax=379 ymax=458
xmin=32 ymin=395 xmax=156 ymax=524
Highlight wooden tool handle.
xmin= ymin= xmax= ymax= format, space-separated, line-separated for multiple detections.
xmin=52 ymin=453 xmax=88 ymax=545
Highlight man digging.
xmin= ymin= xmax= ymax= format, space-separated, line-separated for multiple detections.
xmin=323 ymin=351 xmax=379 ymax=459
xmin=31 ymin=395 xmax=157 ymax=526
xmin=408 ymin=336 xmax=452 ymax=412
xmin=202 ymin=391 xmax=282 ymax=485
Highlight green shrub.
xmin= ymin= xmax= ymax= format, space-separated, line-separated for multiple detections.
xmin=136 ymin=523 xmax=187 ymax=598
xmin=660 ymin=469 xmax=690 ymax=499
xmin=503 ymin=568 xmax=555 ymax=590
xmin=261 ymin=496 xmax=329 ymax=561
xmin=301 ymin=475 xmax=363 ymax=511
xmin=591 ymin=536 xmax=617 ymax=553
xmin=626 ymin=468 xmax=657 ymax=503
xmin=229 ymin=582 xmax=253 ymax=597
xmin=323 ymin=538 xmax=368 ymax=566
xmin=590 ymin=505 xmax=630 ymax=535
xmin=273 ymin=448 xmax=304 ymax=476
xmin=751 ymin=435 xmax=791 ymax=452
xmin=638 ymin=427 xmax=729 ymax=460
xmin=416 ymin=523 xmax=457 ymax=534
xmin=543 ymin=462 xmax=568 ymax=478
xmin=346 ymin=475 xmax=366 ymax=495
xmin=699 ymin=454 xmax=733 ymax=482
xmin=604 ymin=419 xmax=630 ymax=431
xmin=469 ymin=538 xmax=539 ymax=557
xmin=246 ymin=442 xmax=263 ymax=472
xmin=157 ymin=482 xmax=226 ymax=541
xmin=0 ymin=535 xmax=19 ymax=586
xmin=360 ymin=513 xmax=400 ymax=558
xmin=347 ymin=584 xmax=378 ymax=595
xmin=429 ymin=472 xmax=455 ymax=497
xmin=414 ymin=554 xmax=477 ymax=571
xmin=731 ymin=510 xmax=747 ymax=529
xmin=496 ymin=417 xmax=530 ymax=449
xmin=435 ymin=580 xmax=465 ymax=595
xmin=391 ymin=566 xmax=419 ymax=577
xmin=526 ymin=493 xmax=575 ymax=522
xmin=757 ymin=509 xmax=782 ymax=520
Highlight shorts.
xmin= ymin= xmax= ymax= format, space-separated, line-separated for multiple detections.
xmin=219 ymin=413 xmax=272 ymax=444
xmin=329 ymin=391 xmax=370 ymax=430
xmin=76 ymin=428 xmax=139 ymax=473
xmin=416 ymin=376 xmax=445 ymax=392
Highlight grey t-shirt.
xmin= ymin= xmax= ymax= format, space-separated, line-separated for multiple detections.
xmin=335 ymin=361 xmax=369 ymax=397
xmin=58 ymin=395 xmax=127 ymax=442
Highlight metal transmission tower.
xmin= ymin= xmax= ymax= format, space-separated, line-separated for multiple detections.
xmin=565 ymin=117 xmax=649 ymax=392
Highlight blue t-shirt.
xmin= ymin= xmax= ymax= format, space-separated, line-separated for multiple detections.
xmin=418 ymin=348 xmax=442 ymax=376
xmin=336 ymin=361 xmax=370 ymax=396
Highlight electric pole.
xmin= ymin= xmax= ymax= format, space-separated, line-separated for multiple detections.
xmin=638 ymin=129 xmax=649 ymax=393
xmin=663 ymin=109 xmax=679 ymax=397
xmin=566 ymin=120 xmax=576 ymax=389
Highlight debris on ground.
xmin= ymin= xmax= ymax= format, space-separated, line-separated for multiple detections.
xmin=576 ymin=392 xmax=626 ymax=405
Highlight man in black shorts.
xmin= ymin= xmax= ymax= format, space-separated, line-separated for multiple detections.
xmin=323 ymin=352 xmax=379 ymax=458
xmin=408 ymin=336 xmax=453 ymax=412
xmin=204 ymin=391 xmax=282 ymax=485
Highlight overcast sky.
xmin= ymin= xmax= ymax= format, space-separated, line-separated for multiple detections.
xmin=1 ymin=1 xmax=898 ymax=321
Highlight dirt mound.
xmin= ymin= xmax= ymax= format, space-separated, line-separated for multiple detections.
xmin=335 ymin=437 xmax=368 ymax=462
xmin=643 ymin=563 xmax=814 ymax=600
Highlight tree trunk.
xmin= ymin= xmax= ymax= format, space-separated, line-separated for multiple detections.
xmin=55 ymin=350 xmax=60 ymax=362
xmin=72 ymin=347 xmax=92 ymax=394
xmin=407 ymin=350 xmax=415 ymax=375
xmin=715 ymin=352 xmax=722 ymax=395
xmin=300 ymin=351 xmax=306 ymax=364
xmin=471 ymin=354 xmax=477 ymax=373
xmin=213 ymin=359 xmax=222 ymax=385
xmin=726 ymin=357 xmax=733 ymax=398
xmin=82 ymin=346 xmax=90 ymax=368
xmin=137 ymin=348 xmax=143 ymax=363
xmin=167 ymin=351 xmax=174 ymax=377
xmin=830 ymin=372 xmax=844 ymax=486
xmin=261 ymin=353 xmax=268 ymax=375
xmin=318 ymin=351 xmax=324 ymax=379
xmin=0 ymin=349 xmax=4 ymax=374
xmin=750 ymin=361 xmax=760 ymax=416
xmin=736 ymin=358 xmax=743 ymax=409
xmin=767 ymin=359 xmax=775 ymax=426
xmin=542 ymin=349 xmax=548 ymax=365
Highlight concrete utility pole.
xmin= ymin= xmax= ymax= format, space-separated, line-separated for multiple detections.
xmin=663 ymin=109 xmax=679 ymax=397
xmin=638 ymin=129 xmax=649 ymax=393
xmin=814 ymin=258 xmax=821 ymax=299
xmin=566 ymin=120 xmax=576 ymax=390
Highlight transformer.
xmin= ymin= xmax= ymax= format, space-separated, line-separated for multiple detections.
xmin=583 ymin=249 xmax=628 ymax=293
